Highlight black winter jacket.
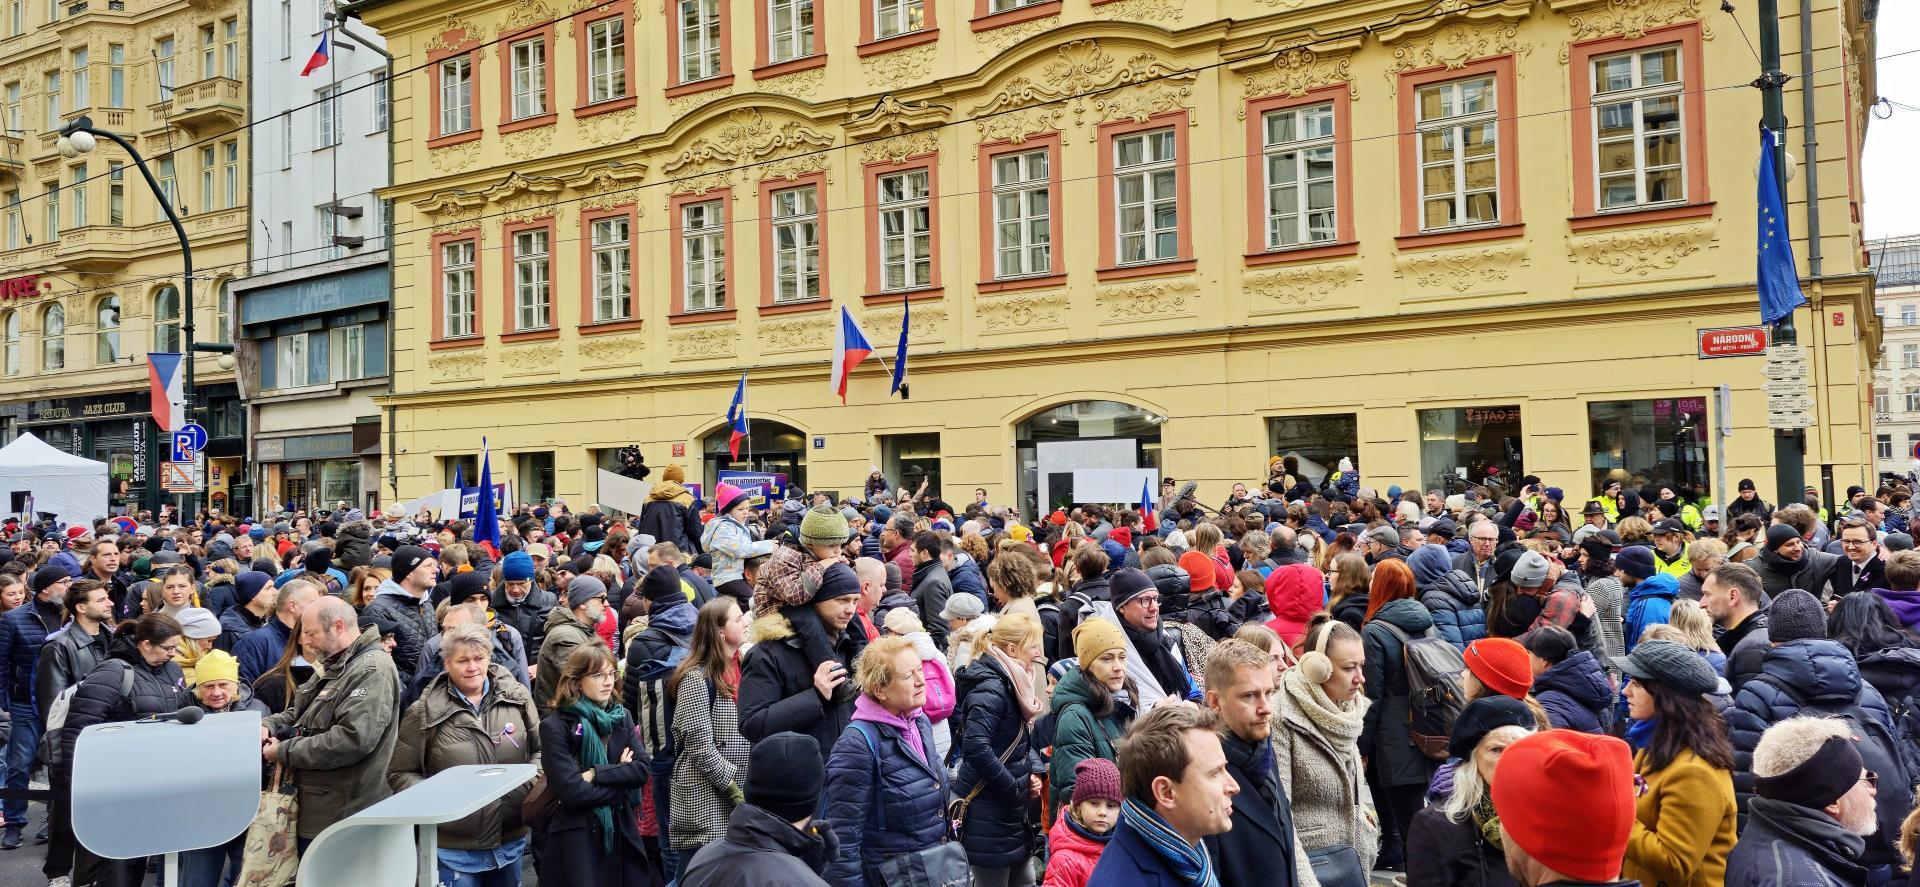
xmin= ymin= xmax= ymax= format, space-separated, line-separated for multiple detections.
xmin=737 ymin=610 xmax=858 ymax=758
xmin=334 ymin=522 xmax=373 ymax=569
xmin=33 ymin=622 xmax=112 ymax=727
xmin=1361 ymin=598 xmax=1440 ymax=789
xmin=57 ymin=637 xmax=188 ymax=770
xmin=640 ymin=498 xmax=704 ymax=556
xmin=1724 ymin=796 xmax=1869 ymax=886
xmin=952 ymin=654 xmax=1038 ymax=868
xmin=490 ymin=585 xmax=557 ymax=657
xmin=681 ymin=802 xmax=838 ymax=887
xmin=1533 ymin=650 xmax=1615 ymax=733
xmin=1405 ymin=805 xmax=1520 ymax=887
xmin=361 ymin=584 xmax=437 ymax=687
xmin=537 ymin=704 xmax=650 ymax=884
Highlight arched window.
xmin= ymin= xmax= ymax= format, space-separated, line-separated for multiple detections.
xmin=153 ymin=285 xmax=180 ymax=352
xmin=1014 ymin=400 xmax=1165 ymax=520
xmin=41 ymin=302 xmax=64 ymax=371
xmin=2 ymin=310 xmax=19 ymax=376
xmin=212 ymin=279 xmax=231 ymax=343
xmin=95 ymin=295 xmax=120 ymax=365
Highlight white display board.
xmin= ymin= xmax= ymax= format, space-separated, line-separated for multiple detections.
xmin=595 ymin=469 xmax=654 ymax=516
xmin=1036 ymin=439 xmax=1138 ymax=511
xmin=1071 ymin=468 xmax=1161 ymax=506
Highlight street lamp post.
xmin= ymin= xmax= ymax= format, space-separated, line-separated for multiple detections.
xmin=58 ymin=116 xmax=233 ymax=520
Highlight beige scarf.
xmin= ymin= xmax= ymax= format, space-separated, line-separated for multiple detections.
xmin=1283 ymin=665 xmax=1368 ymax=744
xmin=988 ymin=645 xmax=1043 ymax=721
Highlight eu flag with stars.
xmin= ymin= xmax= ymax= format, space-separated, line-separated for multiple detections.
xmin=1757 ymin=127 xmax=1807 ymax=325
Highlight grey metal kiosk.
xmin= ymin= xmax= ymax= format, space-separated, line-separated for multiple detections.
xmin=298 ymin=763 xmax=538 ymax=886
xmin=71 ymin=710 xmax=263 ymax=884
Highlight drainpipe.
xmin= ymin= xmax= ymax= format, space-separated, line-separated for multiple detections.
xmin=1799 ymin=0 xmax=1823 ymax=279
xmin=330 ymin=10 xmax=401 ymax=504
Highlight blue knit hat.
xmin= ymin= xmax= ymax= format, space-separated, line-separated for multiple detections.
xmin=501 ymin=550 xmax=535 ymax=582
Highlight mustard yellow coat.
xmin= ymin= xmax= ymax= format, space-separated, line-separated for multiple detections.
xmin=1624 ymin=747 xmax=1737 ymax=887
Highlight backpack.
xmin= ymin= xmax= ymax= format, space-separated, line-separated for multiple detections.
xmin=41 ymin=661 xmax=134 ymax=769
xmin=1376 ymin=621 xmax=1468 ymax=760
xmin=628 ymin=630 xmax=691 ymax=761
xmin=1752 ymin=672 xmax=1914 ymax=863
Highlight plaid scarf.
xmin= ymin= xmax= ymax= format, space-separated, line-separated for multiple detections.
xmin=1120 ymin=797 xmax=1218 ymax=887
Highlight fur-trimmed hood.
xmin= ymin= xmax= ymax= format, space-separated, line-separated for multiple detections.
xmin=748 ymin=610 xmax=795 ymax=645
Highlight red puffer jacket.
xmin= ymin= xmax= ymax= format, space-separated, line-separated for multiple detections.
xmin=1043 ymin=807 xmax=1111 ymax=887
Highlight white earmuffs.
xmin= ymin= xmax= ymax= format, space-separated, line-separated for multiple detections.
xmin=1298 ymin=620 xmax=1335 ymax=684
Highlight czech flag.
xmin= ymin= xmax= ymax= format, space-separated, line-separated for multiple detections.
xmin=300 ymin=33 xmax=330 ymax=77
xmin=148 ymin=352 xmax=185 ymax=432
xmin=726 ymin=371 xmax=749 ymax=460
xmin=831 ymin=306 xmax=872 ymax=405
xmin=1139 ymin=477 xmax=1158 ymax=534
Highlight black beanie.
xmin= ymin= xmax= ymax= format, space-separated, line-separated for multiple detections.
xmin=1109 ymin=567 xmax=1156 ymax=610
xmin=391 ymin=545 xmax=433 ymax=585
xmin=643 ymin=565 xmax=685 ymax=605
xmin=745 ymin=732 xmax=823 ymax=821
xmin=304 ymin=547 xmax=333 ymax=575
xmin=448 ymin=571 xmax=489 ymax=603
xmin=30 ymin=565 xmax=69 ymax=595
xmin=807 ymin=562 xmax=861 ymax=606
xmin=1765 ymin=523 xmax=1802 ymax=554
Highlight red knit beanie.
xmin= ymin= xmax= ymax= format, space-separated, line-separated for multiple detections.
xmin=1178 ymin=551 xmax=1217 ymax=592
xmin=1463 ymin=637 xmax=1532 ymax=700
xmin=1493 ymin=730 xmax=1635 ymax=882
xmin=1071 ymin=757 xmax=1122 ymax=808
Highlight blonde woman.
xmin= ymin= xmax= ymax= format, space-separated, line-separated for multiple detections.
xmin=1653 ymin=599 xmax=1727 ymax=677
xmin=954 ymin=614 xmax=1044 ymax=886
xmin=821 ymin=635 xmax=948 ymax=887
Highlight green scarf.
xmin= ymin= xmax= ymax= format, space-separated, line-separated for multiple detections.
xmin=1470 ymin=791 xmax=1503 ymax=852
xmin=567 ymin=699 xmax=633 ymax=853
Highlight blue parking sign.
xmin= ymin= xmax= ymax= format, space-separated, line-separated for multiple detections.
xmin=179 ymin=422 xmax=207 ymax=451
xmin=170 ymin=432 xmax=197 ymax=463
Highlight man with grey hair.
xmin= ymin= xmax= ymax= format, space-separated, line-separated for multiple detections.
xmin=1727 ymin=716 xmax=1878 ymax=884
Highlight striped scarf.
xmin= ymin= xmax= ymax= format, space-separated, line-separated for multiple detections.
xmin=1120 ymin=797 xmax=1217 ymax=887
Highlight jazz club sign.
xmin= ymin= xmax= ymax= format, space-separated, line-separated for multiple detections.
xmin=0 ymin=274 xmax=42 ymax=300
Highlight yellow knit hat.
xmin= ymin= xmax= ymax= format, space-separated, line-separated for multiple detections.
xmin=195 ymin=649 xmax=240 ymax=687
xmin=1073 ymin=617 xmax=1126 ymax=666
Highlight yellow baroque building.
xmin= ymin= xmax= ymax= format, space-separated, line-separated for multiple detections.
xmin=357 ymin=0 xmax=1884 ymax=518
xmin=0 ymin=0 xmax=249 ymax=516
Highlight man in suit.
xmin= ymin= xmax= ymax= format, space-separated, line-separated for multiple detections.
xmin=1087 ymin=704 xmax=1238 ymax=887
xmin=1201 ymin=641 xmax=1309 ymax=887
xmin=1832 ymin=516 xmax=1888 ymax=596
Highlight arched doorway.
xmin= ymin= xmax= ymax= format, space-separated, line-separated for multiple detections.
xmin=703 ymin=420 xmax=809 ymax=502
xmin=1015 ymin=401 xmax=1165 ymax=521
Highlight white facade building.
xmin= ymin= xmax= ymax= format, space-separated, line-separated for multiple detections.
xmin=1870 ymin=235 xmax=1920 ymax=483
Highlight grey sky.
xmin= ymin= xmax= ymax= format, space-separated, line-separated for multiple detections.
xmin=1864 ymin=3 xmax=1920 ymax=240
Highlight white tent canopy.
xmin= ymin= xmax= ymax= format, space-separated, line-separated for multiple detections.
xmin=0 ymin=433 xmax=109 ymax=528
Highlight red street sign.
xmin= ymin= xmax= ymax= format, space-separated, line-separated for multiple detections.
xmin=671 ymin=442 xmax=686 ymax=458
xmin=1698 ymin=326 xmax=1770 ymax=358
xmin=0 ymin=274 xmax=40 ymax=300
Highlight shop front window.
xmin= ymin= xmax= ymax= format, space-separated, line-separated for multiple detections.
xmin=880 ymin=433 xmax=940 ymax=504
xmin=319 ymin=459 xmax=358 ymax=509
xmin=1587 ymin=397 xmax=1710 ymax=499
xmin=1418 ymin=405 xmax=1523 ymax=494
xmin=1266 ymin=414 xmax=1358 ymax=492
xmin=702 ymin=420 xmax=807 ymax=497
xmin=518 ymin=451 xmax=555 ymax=503
xmin=1015 ymin=401 xmax=1165 ymax=521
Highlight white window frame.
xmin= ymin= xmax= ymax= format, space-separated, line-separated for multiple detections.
xmin=107 ymin=44 xmax=123 ymax=107
xmin=4 ymin=82 xmax=18 ymax=133
xmin=68 ymin=48 xmax=86 ymax=110
xmin=94 ymin=295 xmax=118 ymax=365
xmin=1907 ymin=391 xmax=1920 ymax=414
xmin=770 ymin=185 xmax=820 ymax=303
xmin=441 ymin=240 xmax=476 ymax=338
xmin=3 ymin=190 xmax=18 ymax=249
xmin=221 ymin=18 xmax=238 ymax=78
xmin=439 ymin=56 xmax=473 ymax=135
xmin=1903 ymin=343 xmax=1918 ymax=370
xmin=990 ymin=0 xmax=1046 ymax=11
xmin=153 ymin=286 xmax=180 ymax=353
xmin=991 ymin=148 xmax=1050 ymax=279
xmin=586 ymin=18 xmax=626 ymax=103
xmin=512 ymin=228 xmax=551 ymax=331
xmin=107 ymin=163 xmax=122 ymax=225
xmin=278 ymin=330 xmax=310 ymax=388
xmin=1262 ymin=102 xmax=1337 ymax=249
xmin=678 ymin=0 xmax=722 ymax=83
xmin=682 ymin=200 xmax=726 ymax=312
xmin=1 ymin=310 xmax=18 ymax=377
xmin=43 ymin=71 xmax=59 ymax=131
xmin=1415 ymin=75 xmax=1499 ymax=232
xmin=221 ymin=140 xmax=238 ymax=209
xmin=874 ymin=0 xmax=923 ymax=39
xmin=767 ymin=0 xmax=815 ymax=64
xmin=68 ymin=162 xmax=85 ymax=229
xmin=155 ymin=37 xmax=174 ymax=101
xmin=316 ymin=85 xmax=340 ymax=148
xmin=1590 ymin=45 xmax=1685 ymax=211
xmin=1902 ymin=304 xmax=1915 ymax=327
xmin=279 ymin=112 xmax=292 ymax=168
xmin=509 ymin=38 xmax=546 ymax=121
xmin=878 ymin=169 xmax=932 ymax=291
xmin=330 ymin=323 xmax=365 ymax=382
xmin=591 ymin=216 xmax=632 ymax=323
xmin=198 ymin=145 xmax=215 ymax=212
xmin=1879 ymin=434 xmax=1895 ymax=460
xmin=156 ymin=157 xmax=176 ymax=212
xmin=1113 ymin=129 xmax=1179 ymax=265
xmin=199 ymin=24 xmax=215 ymax=80
xmin=1877 ymin=391 xmax=1891 ymax=415
xmin=279 ymin=0 xmax=291 ymax=59
xmin=42 ymin=179 xmax=56 ymax=240
xmin=371 ymin=73 xmax=388 ymax=132
xmin=40 ymin=302 xmax=62 ymax=371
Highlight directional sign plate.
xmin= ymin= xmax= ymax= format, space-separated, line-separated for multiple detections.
xmin=1762 ymin=378 xmax=1808 ymax=396
xmin=161 ymin=461 xmax=197 ymax=494
xmin=1768 ymin=394 xmax=1816 ymax=414
xmin=1768 ymin=411 xmax=1813 ymax=430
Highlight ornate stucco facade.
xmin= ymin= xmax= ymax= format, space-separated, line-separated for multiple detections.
xmin=361 ymin=0 xmax=1884 ymax=516
xmin=0 ymin=0 xmax=249 ymax=515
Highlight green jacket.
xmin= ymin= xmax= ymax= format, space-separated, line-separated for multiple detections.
xmin=387 ymin=664 xmax=541 ymax=849
xmin=1047 ymin=666 xmax=1135 ymax=815
xmin=534 ymin=605 xmax=597 ymax=715
xmin=264 ymin=625 xmax=401 ymax=839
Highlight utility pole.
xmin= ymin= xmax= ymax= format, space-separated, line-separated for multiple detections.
xmin=1755 ymin=0 xmax=1805 ymax=506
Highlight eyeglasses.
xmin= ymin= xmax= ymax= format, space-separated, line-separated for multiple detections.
xmin=586 ymin=670 xmax=618 ymax=682
xmin=1127 ymin=594 xmax=1161 ymax=608
xmin=1863 ymin=771 xmax=1880 ymax=788
xmin=156 ymin=643 xmax=182 ymax=657
xmin=1842 ymin=538 xmax=1874 ymax=547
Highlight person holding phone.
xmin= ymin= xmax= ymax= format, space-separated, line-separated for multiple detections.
xmin=738 ymin=562 xmax=865 ymax=764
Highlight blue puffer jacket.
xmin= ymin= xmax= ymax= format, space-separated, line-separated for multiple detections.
xmin=822 ymin=712 xmax=949 ymax=887
xmin=1624 ymin=572 xmax=1679 ymax=653
xmin=1727 ymin=640 xmax=1907 ymax=823
xmin=1409 ymin=545 xmax=1484 ymax=652
xmin=949 ymin=556 xmax=989 ymax=607
xmin=1533 ymin=650 xmax=1615 ymax=733
xmin=0 ymin=602 xmax=58 ymax=709
xmin=952 ymin=655 xmax=1039 ymax=868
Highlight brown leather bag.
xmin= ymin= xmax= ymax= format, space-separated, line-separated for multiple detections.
xmin=521 ymin=773 xmax=560 ymax=833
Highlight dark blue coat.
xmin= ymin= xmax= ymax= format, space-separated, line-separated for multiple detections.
xmin=1410 ymin=547 xmax=1485 ymax=652
xmin=952 ymin=655 xmax=1038 ymax=868
xmin=822 ymin=715 xmax=949 ymax=887
xmin=232 ymin=618 xmax=293 ymax=686
xmin=0 ymin=602 xmax=59 ymax=709
xmin=950 ymin=558 xmax=988 ymax=606
xmin=1534 ymin=650 xmax=1615 ymax=733
xmin=1086 ymin=815 xmax=1187 ymax=887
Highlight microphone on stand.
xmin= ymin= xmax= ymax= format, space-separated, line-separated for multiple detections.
xmin=135 ymin=706 xmax=205 ymax=725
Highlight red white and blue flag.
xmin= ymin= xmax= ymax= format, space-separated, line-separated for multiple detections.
xmin=1139 ymin=477 xmax=1158 ymax=534
xmin=147 ymin=353 xmax=185 ymax=432
xmin=726 ymin=371 xmax=749 ymax=460
xmin=831 ymin=306 xmax=872 ymax=405
xmin=300 ymin=33 xmax=330 ymax=77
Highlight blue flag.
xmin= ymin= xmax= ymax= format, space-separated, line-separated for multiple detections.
xmin=453 ymin=460 xmax=464 ymax=492
xmin=475 ymin=437 xmax=500 ymax=555
xmin=1757 ymin=128 xmax=1807 ymax=325
xmin=890 ymin=295 xmax=910 ymax=399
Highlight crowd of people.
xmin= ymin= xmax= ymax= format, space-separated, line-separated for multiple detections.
xmin=4 ymin=459 xmax=1920 ymax=886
